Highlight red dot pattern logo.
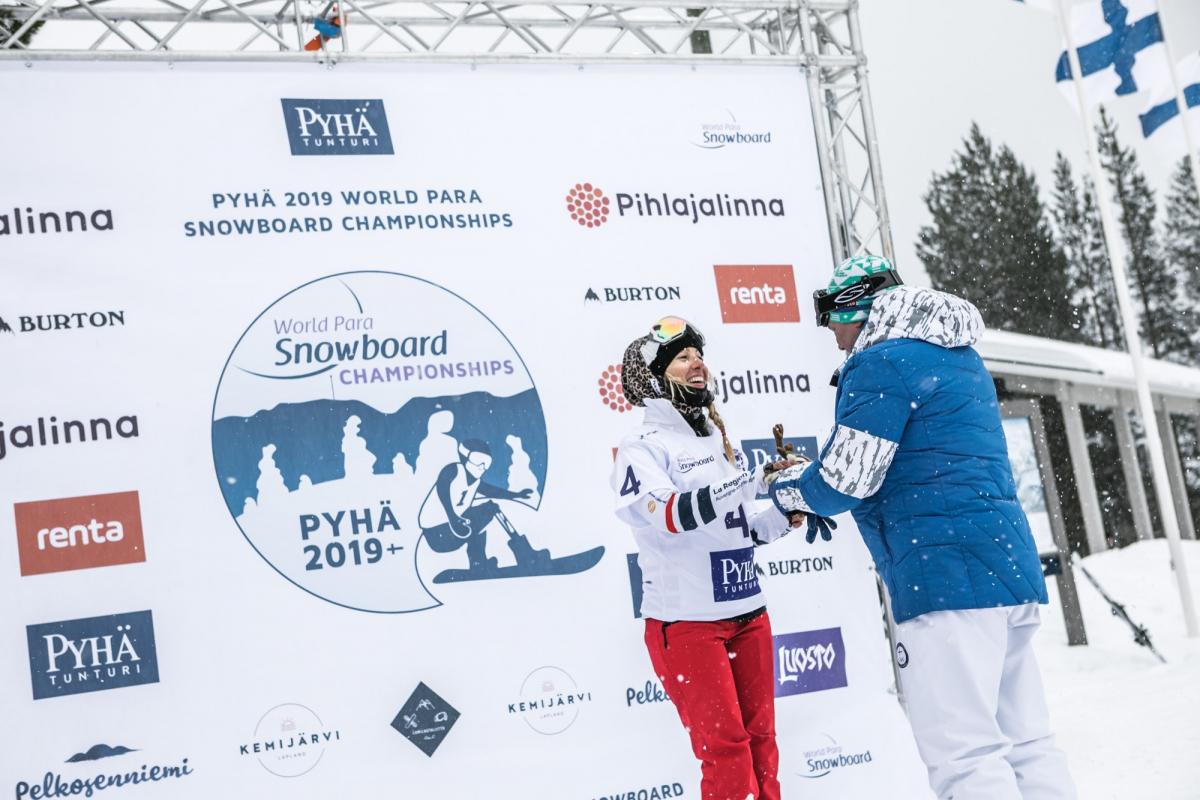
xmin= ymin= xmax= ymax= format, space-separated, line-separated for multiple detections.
xmin=566 ymin=182 xmax=611 ymax=228
xmin=598 ymin=364 xmax=633 ymax=412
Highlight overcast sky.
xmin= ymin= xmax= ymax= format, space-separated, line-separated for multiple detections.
xmin=857 ymin=0 xmax=1200 ymax=285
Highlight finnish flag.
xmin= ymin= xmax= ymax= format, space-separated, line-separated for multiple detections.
xmin=1054 ymin=0 xmax=1170 ymax=106
xmin=1138 ymin=52 xmax=1200 ymax=154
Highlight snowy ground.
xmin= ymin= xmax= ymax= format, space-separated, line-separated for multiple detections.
xmin=1036 ymin=540 xmax=1200 ymax=800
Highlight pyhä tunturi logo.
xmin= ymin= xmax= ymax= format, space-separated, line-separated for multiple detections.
xmin=710 ymin=547 xmax=760 ymax=603
xmin=26 ymin=610 xmax=159 ymax=700
xmin=281 ymin=99 xmax=393 ymax=156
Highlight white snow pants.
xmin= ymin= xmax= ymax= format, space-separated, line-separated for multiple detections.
xmin=895 ymin=604 xmax=1076 ymax=800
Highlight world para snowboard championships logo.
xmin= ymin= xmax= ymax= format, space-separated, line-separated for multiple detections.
xmin=211 ymin=271 xmax=603 ymax=613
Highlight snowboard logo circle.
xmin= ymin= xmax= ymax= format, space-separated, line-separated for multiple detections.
xmin=211 ymin=271 xmax=603 ymax=613
xmin=895 ymin=643 xmax=908 ymax=669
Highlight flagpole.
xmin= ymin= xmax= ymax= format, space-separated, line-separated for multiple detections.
xmin=1156 ymin=1 xmax=1200 ymax=216
xmin=1053 ymin=0 xmax=1198 ymax=637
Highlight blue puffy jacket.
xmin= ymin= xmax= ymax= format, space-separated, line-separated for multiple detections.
xmin=771 ymin=286 xmax=1047 ymax=622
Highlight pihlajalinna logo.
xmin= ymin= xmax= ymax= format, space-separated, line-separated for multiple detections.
xmin=598 ymin=364 xmax=634 ymax=413
xmin=211 ymin=271 xmax=603 ymax=613
xmin=565 ymin=183 xmax=610 ymax=228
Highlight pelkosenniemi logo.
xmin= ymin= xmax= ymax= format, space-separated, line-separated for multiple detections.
xmin=211 ymin=271 xmax=603 ymax=614
xmin=12 ymin=742 xmax=193 ymax=799
xmin=280 ymin=99 xmax=393 ymax=155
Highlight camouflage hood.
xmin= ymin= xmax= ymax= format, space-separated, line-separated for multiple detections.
xmin=851 ymin=286 xmax=984 ymax=355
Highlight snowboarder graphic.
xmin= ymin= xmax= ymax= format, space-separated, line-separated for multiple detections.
xmin=418 ymin=438 xmax=603 ymax=584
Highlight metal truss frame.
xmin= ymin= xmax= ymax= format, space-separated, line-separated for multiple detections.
xmin=0 ymin=0 xmax=892 ymax=261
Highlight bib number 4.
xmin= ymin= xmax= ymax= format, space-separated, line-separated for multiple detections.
xmin=620 ymin=465 xmax=642 ymax=497
xmin=725 ymin=505 xmax=749 ymax=538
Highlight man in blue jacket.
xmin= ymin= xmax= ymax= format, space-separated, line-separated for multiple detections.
xmin=770 ymin=255 xmax=1076 ymax=800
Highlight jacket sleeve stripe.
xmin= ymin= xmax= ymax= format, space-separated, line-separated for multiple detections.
xmin=696 ymin=486 xmax=716 ymax=524
xmin=819 ymin=424 xmax=899 ymax=499
xmin=664 ymin=493 xmax=679 ymax=534
xmin=676 ymin=491 xmax=698 ymax=531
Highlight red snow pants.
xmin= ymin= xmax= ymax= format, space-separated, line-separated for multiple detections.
xmin=644 ymin=609 xmax=780 ymax=800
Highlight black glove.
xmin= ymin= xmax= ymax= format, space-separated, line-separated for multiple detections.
xmin=805 ymin=514 xmax=837 ymax=544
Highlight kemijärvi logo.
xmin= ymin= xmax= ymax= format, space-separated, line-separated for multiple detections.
xmin=280 ymin=99 xmax=393 ymax=156
xmin=211 ymin=271 xmax=603 ymax=614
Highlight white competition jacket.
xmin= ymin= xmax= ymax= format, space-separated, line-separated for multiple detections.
xmin=612 ymin=398 xmax=790 ymax=622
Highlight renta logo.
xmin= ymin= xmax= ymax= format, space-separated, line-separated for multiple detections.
xmin=15 ymin=491 xmax=146 ymax=577
xmin=280 ymin=99 xmax=393 ymax=156
xmin=714 ymin=265 xmax=800 ymax=323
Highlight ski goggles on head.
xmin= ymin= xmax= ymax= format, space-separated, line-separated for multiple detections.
xmin=649 ymin=315 xmax=703 ymax=345
xmin=642 ymin=316 xmax=706 ymax=373
xmin=812 ymin=269 xmax=903 ymax=327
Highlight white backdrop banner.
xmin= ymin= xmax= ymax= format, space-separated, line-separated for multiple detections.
xmin=0 ymin=61 xmax=931 ymax=799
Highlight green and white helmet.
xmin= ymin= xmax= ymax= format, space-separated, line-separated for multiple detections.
xmin=813 ymin=254 xmax=903 ymax=326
